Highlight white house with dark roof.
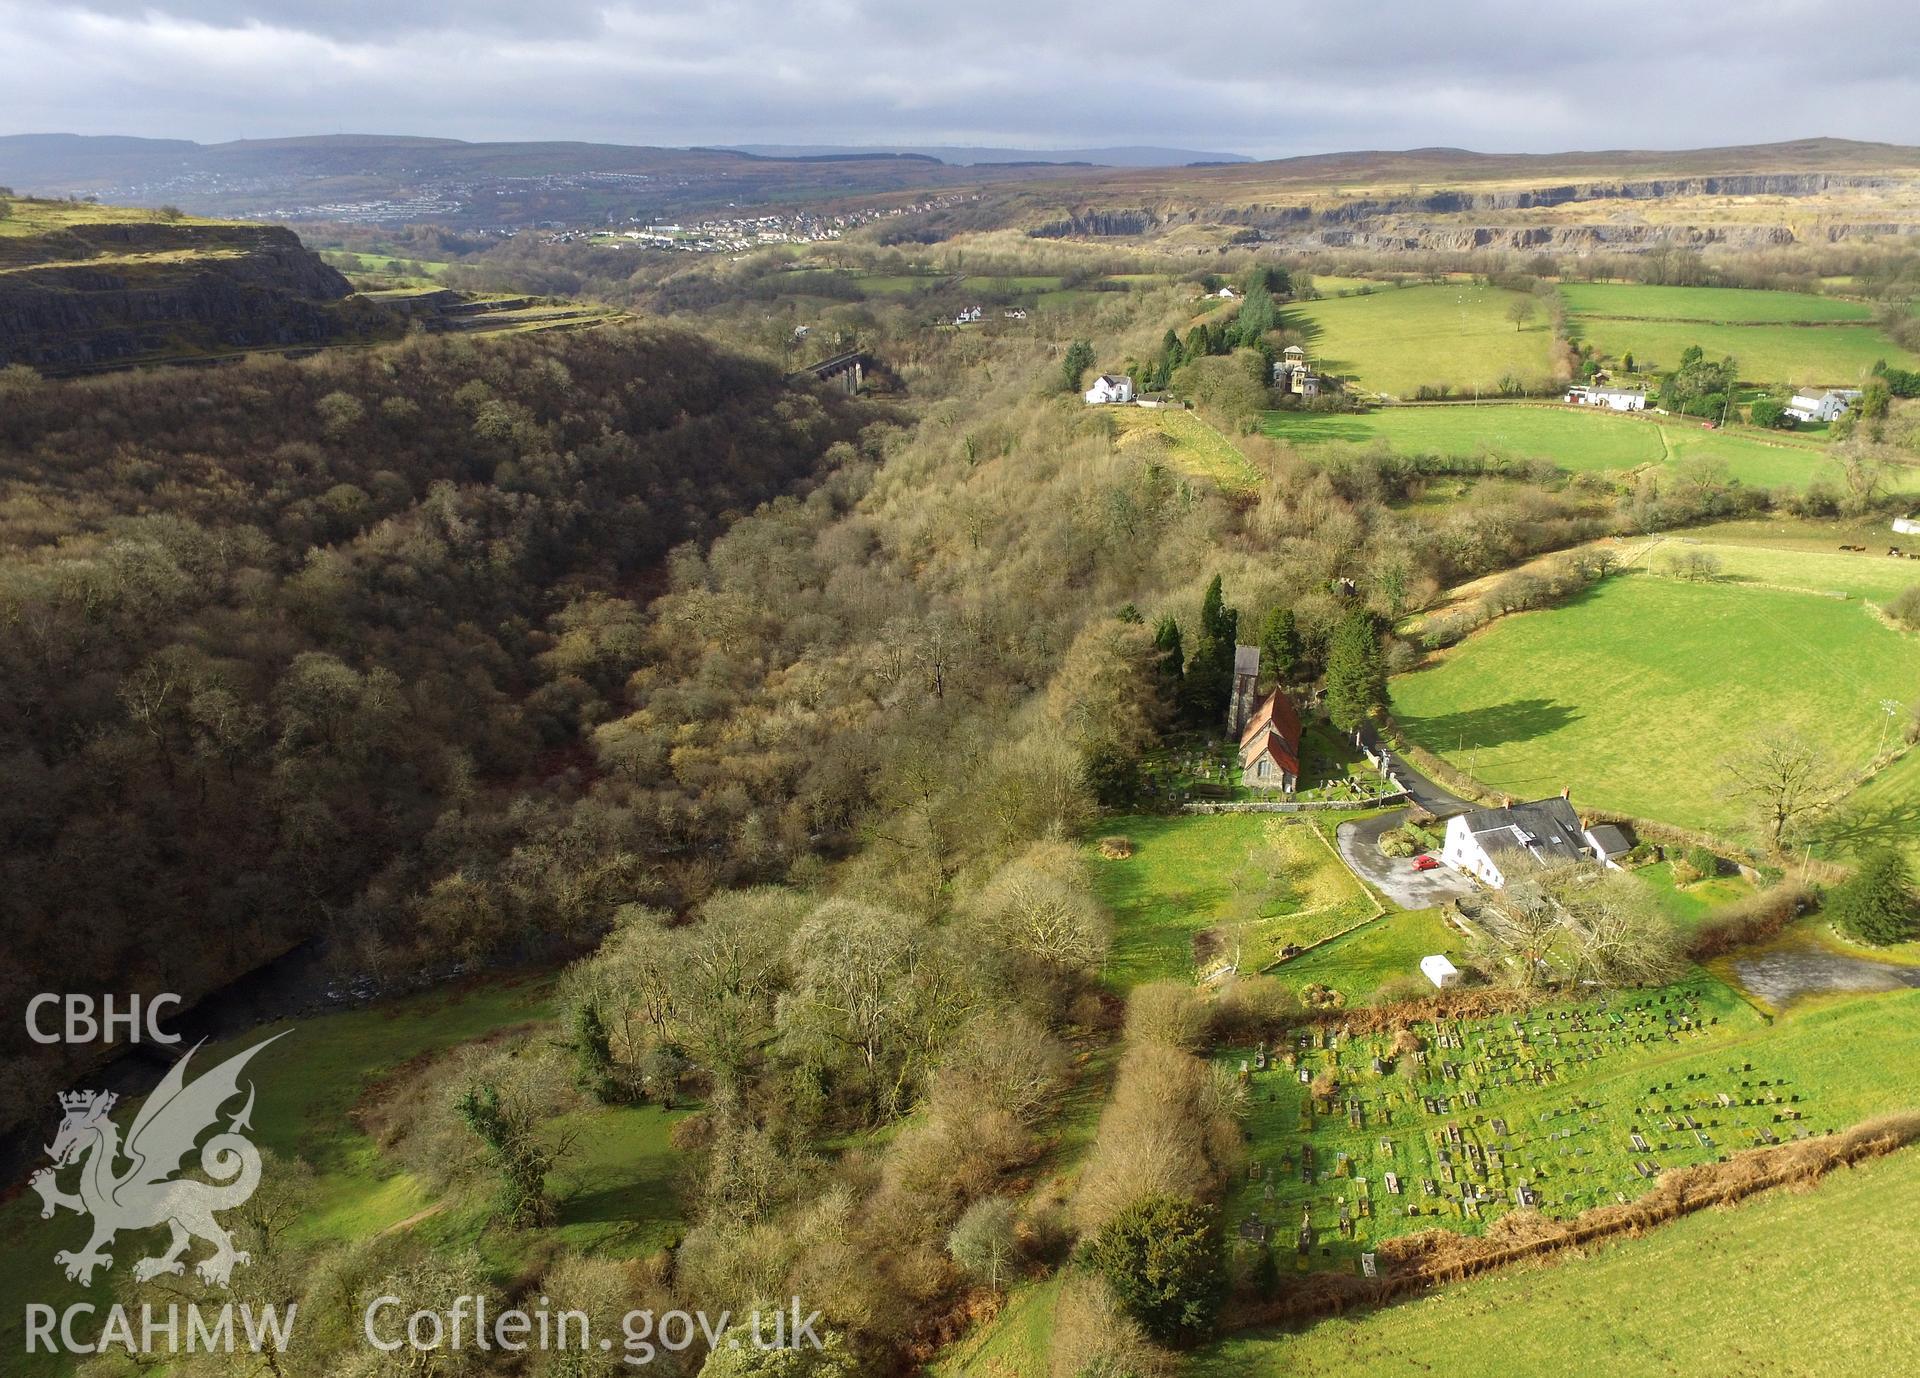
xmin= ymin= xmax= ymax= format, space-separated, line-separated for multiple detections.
xmin=1565 ymin=384 xmax=1647 ymax=412
xmin=1785 ymin=388 xmax=1860 ymax=423
xmin=1083 ymin=374 xmax=1135 ymax=405
xmin=1440 ymin=795 xmax=1621 ymax=888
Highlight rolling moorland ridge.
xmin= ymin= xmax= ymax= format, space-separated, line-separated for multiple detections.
xmin=3 ymin=132 xmax=1920 ymax=1378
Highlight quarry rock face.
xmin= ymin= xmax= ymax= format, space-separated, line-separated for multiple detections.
xmin=0 ymin=222 xmax=377 ymax=371
xmin=1023 ymin=172 xmax=1920 ymax=253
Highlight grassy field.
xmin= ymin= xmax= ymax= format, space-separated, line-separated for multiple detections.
xmin=1216 ymin=984 xmax=1920 ymax=1272
xmin=1392 ymin=570 xmax=1920 ymax=840
xmin=321 ymin=248 xmax=453 ymax=279
xmin=1558 ymin=282 xmax=1876 ymax=323
xmin=1573 ymin=318 xmax=1917 ymax=386
xmin=0 ymin=977 xmax=688 ymax=1375
xmin=1635 ymin=860 xmax=1758 ymax=937
xmin=1262 ymin=906 xmax=1464 ymax=1006
xmin=1256 ymin=403 xmax=1885 ymax=490
xmin=1304 ymin=275 xmax=1387 ymax=296
xmin=0 ymin=198 xmax=224 ymax=237
xmin=1092 ymin=814 xmax=1376 ymax=987
xmin=1199 ymin=1139 xmax=1920 ymax=1377
xmin=1111 ymin=406 xmax=1261 ymax=491
xmin=1278 ymin=285 xmax=1559 ymax=398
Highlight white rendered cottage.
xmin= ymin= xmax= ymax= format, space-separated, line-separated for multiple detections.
xmin=1083 ymin=374 xmax=1135 ymax=405
xmin=1784 ymin=388 xmax=1861 ymax=424
xmin=1564 ymin=384 xmax=1647 ymax=412
xmin=1441 ymin=796 xmax=1620 ymax=888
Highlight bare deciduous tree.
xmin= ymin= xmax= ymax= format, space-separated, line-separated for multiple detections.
xmin=1720 ymin=728 xmax=1851 ymax=854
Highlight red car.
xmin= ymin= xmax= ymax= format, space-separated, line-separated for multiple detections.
xmin=1412 ymin=855 xmax=1440 ymax=871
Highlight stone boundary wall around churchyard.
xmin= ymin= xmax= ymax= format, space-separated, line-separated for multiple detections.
xmin=1182 ymin=790 xmax=1410 ymax=814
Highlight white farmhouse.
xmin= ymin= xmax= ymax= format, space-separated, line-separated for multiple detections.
xmin=1895 ymin=515 xmax=1920 ymax=537
xmin=1420 ymin=954 xmax=1461 ymax=989
xmin=1083 ymin=374 xmax=1135 ymax=406
xmin=1440 ymin=795 xmax=1620 ymax=888
xmin=1565 ymin=384 xmax=1647 ymax=412
xmin=1784 ymin=388 xmax=1861 ymax=424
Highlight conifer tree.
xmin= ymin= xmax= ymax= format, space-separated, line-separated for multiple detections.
xmin=1324 ymin=609 xmax=1387 ymax=731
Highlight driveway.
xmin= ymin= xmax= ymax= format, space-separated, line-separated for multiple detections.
xmin=1337 ymin=810 xmax=1479 ymax=910
xmin=1352 ymin=723 xmax=1472 ymax=818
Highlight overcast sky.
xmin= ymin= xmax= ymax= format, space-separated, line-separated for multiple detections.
xmin=1 ymin=0 xmax=1915 ymax=157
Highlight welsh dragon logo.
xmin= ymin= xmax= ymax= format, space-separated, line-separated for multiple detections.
xmin=31 ymin=1033 xmax=286 ymax=1289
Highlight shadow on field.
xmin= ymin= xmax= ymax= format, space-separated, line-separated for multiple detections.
xmin=1398 ymin=697 xmax=1581 ymax=750
xmin=1818 ymin=795 xmax=1920 ymax=852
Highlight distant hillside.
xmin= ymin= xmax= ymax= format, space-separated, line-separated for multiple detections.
xmin=724 ymin=143 xmax=1253 ymax=167
xmin=0 ymin=132 xmax=1080 ymax=228
xmin=0 ymin=198 xmax=398 ymax=371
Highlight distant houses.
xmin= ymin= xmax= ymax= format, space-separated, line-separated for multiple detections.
xmin=1565 ymin=384 xmax=1647 ymax=412
xmin=1083 ymin=374 xmax=1135 ymax=405
xmin=1440 ymin=795 xmax=1623 ymax=888
xmin=1238 ymin=687 xmax=1303 ymax=793
xmin=1785 ymin=387 xmax=1861 ymax=423
xmin=953 ymin=305 xmax=984 ymax=325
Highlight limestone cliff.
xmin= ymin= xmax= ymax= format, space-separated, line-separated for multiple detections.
xmin=0 ymin=220 xmax=393 ymax=372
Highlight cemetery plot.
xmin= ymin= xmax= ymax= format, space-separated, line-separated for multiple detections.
xmin=1217 ymin=976 xmax=1856 ymax=1271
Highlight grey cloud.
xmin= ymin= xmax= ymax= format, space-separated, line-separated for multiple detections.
xmin=0 ymin=0 xmax=1914 ymax=157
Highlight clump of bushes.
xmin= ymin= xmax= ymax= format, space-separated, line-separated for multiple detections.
xmin=1209 ymin=975 xmax=1301 ymax=1043
xmin=1685 ymin=882 xmax=1817 ymax=960
xmin=1887 ymin=585 xmax=1920 ymax=633
xmin=1672 ymin=844 xmax=1722 ymax=885
xmin=1378 ymin=829 xmax=1418 ymax=859
xmin=1099 ymin=834 xmax=1136 ymax=859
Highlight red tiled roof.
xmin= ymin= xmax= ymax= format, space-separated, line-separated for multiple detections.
xmin=1239 ymin=688 xmax=1302 ymax=776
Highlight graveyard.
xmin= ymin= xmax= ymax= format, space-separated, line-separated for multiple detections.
xmin=1139 ymin=724 xmax=1389 ymax=807
xmin=1214 ymin=979 xmax=1920 ymax=1274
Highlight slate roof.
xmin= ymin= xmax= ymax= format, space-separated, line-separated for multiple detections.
xmin=1587 ymin=823 xmax=1633 ymax=858
xmin=1457 ymin=796 xmax=1591 ymax=867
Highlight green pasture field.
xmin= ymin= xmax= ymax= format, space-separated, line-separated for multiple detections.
xmin=1391 ymin=571 xmax=1920 ymax=841
xmin=1256 ymin=403 xmax=1884 ymax=491
xmin=1277 ymin=284 xmax=1559 ymax=398
xmin=322 ymin=249 xmax=453 ymax=279
xmin=1559 ymin=282 xmax=1875 ymax=323
xmin=1262 ymin=906 xmax=1465 ymax=1006
xmin=1199 ymin=1138 xmax=1920 ymax=1378
xmin=1569 ymin=317 xmax=1918 ymax=386
xmin=0 ymin=977 xmax=688 ymax=1375
xmin=1111 ymin=405 xmax=1261 ymax=492
xmin=1619 ymin=532 xmax=1920 ymax=604
xmin=1214 ymin=984 xmax=1920 ymax=1272
xmin=1091 ymin=814 xmax=1376 ymax=988
xmin=1303 ymin=275 xmax=1385 ymax=296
